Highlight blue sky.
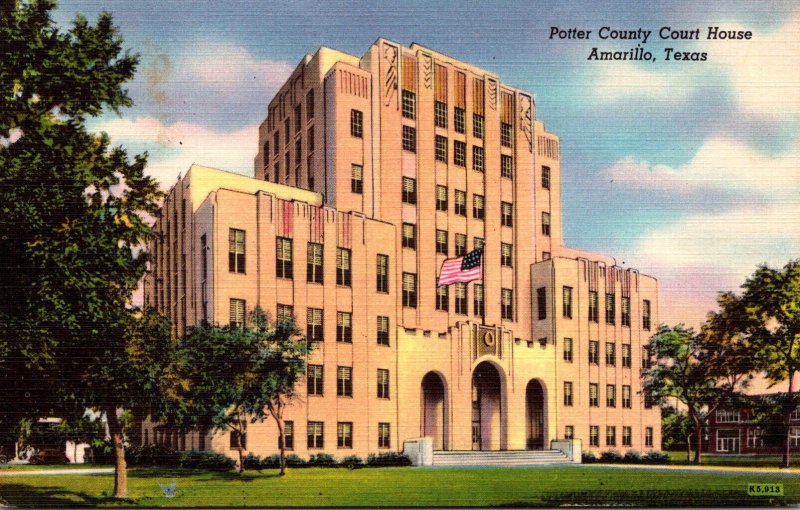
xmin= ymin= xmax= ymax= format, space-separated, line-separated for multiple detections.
xmin=54 ymin=0 xmax=800 ymax=326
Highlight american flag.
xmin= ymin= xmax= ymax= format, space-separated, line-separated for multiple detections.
xmin=437 ymin=248 xmax=482 ymax=286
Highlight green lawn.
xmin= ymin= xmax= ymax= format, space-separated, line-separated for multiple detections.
xmin=664 ymin=450 xmax=800 ymax=468
xmin=1 ymin=466 xmax=798 ymax=507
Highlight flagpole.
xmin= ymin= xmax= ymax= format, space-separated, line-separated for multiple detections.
xmin=480 ymin=248 xmax=485 ymax=327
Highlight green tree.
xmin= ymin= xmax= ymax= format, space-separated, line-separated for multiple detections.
xmin=175 ymin=309 xmax=309 ymax=474
xmin=660 ymin=406 xmax=693 ymax=460
xmin=643 ymin=322 xmax=751 ymax=463
xmin=721 ymin=260 xmax=800 ymax=468
xmin=0 ymin=1 xmax=169 ymax=498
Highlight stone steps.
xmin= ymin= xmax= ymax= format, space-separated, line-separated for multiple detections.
xmin=431 ymin=449 xmax=572 ymax=466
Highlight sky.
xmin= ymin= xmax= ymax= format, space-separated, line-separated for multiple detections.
xmin=53 ymin=0 xmax=800 ymax=327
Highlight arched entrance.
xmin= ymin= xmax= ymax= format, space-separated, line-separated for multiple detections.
xmin=526 ymin=380 xmax=546 ymax=450
xmin=472 ymin=361 xmax=504 ymax=450
xmin=421 ymin=372 xmax=448 ymax=450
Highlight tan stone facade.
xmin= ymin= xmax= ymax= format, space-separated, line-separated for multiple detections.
xmin=143 ymin=39 xmax=660 ymax=459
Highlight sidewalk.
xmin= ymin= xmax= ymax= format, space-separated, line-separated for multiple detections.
xmin=0 ymin=467 xmax=113 ymax=477
xmin=587 ymin=462 xmax=800 ymax=476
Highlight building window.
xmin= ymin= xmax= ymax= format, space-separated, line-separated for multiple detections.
xmin=436 ymin=229 xmax=448 ymax=255
xmin=284 ymin=118 xmax=290 ymax=143
xmin=294 ymin=104 xmax=302 ymax=132
xmin=542 ymin=212 xmax=551 ymax=236
xmin=564 ymin=381 xmax=574 ymax=406
xmin=307 ymin=365 xmax=323 ymax=395
xmin=621 ymin=296 xmax=631 ymax=327
xmin=501 ymin=122 xmax=513 ymax=147
xmin=454 ymin=107 xmax=465 ymax=133
xmin=307 ymin=242 xmax=323 ymax=284
xmin=563 ymin=338 xmax=573 ymax=362
xmin=565 ymin=426 xmax=574 ymax=440
xmin=501 ymin=202 xmax=513 ymax=227
xmin=402 ymin=90 xmax=416 ymax=119
xmin=642 ymin=344 xmax=652 ymax=370
xmin=337 ymin=311 xmax=352 ymax=343
xmin=455 ymin=282 xmax=468 ymax=315
xmin=589 ymin=340 xmax=599 ymax=364
xmin=473 ymin=194 xmax=485 ymax=220
xmin=590 ymin=426 xmax=600 ymax=447
xmin=436 ymin=285 xmax=449 ymax=312
xmin=273 ymin=131 xmax=279 ymax=154
xmin=306 ymin=89 xmax=314 ymax=120
xmin=263 ymin=141 xmax=270 ymax=167
xmin=377 ymin=368 xmax=390 ymax=399
xmin=295 ymin=139 xmax=302 ymax=168
xmin=337 ymin=422 xmax=353 ymax=448
xmin=276 ymin=237 xmax=293 ymax=279
xmin=403 ymin=272 xmax=417 ymax=308
xmin=589 ymin=383 xmax=599 ymax=407
xmin=402 ymin=223 xmax=417 ymax=249
xmin=434 ymin=101 xmax=447 ymax=128
xmin=606 ymin=342 xmax=616 ymax=366
xmin=606 ymin=384 xmax=616 ymax=407
xmin=622 ymin=344 xmax=632 ymax=368
xmin=454 ymin=140 xmax=466 ymax=167
xmin=621 ymin=426 xmax=632 ymax=447
xmin=562 ymin=286 xmax=573 ymax=319
xmin=285 ymin=152 xmax=290 ymax=179
xmin=542 ymin=166 xmax=551 ymax=189
xmin=377 ymin=316 xmax=390 ymax=345
xmin=308 ymin=421 xmax=324 ymax=449
xmin=376 ymin=254 xmax=389 ymax=293
xmin=716 ymin=409 xmax=741 ymax=423
xmin=378 ymin=423 xmax=391 ymax=448
xmin=474 ymin=283 xmax=484 ymax=317
xmin=473 ymin=113 xmax=484 ymax=139
xmin=588 ymin=291 xmax=599 ymax=322
xmin=435 ymin=135 xmax=448 ymax=162
xmin=501 ymin=154 xmax=513 ymax=179
xmin=537 ymin=287 xmax=547 ymax=320
xmin=230 ymin=427 xmax=247 ymax=450
xmin=402 ymin=125 xmax=416 ymax=152
xmin=474 ymin=237 xmax=485 ymax=251
xmin=501 ymin=243 xmax=513 ymax=267
xmin=337 ymin=366 xmax=353 ymax=397
xmin=336 ymin=248 xmax=352 ymax=286
xmin=606 ymin=293 xmax=616 ymax=324
xmin=455 ymin=190 xmax=467 ymax=216
xmin=645 ymin=427 xmax=653 ymax=447
xmin=436 ymin=185 xmax=448 ymax=211
xmin=643 ymin=299 xmax=651 ymax=330
xmin=501 ymin=288 xmax=513 ymax=320
xmin=280 ymin=421 xmax=294 ymax=450
xmin=472 ymin=146 xmax=484 ymax=172
xmin=791 ymin=406 xmax=800 ymax=421
xmin=450 ymin=234 xmax=465 ymax=257
xmin=307 ymin=308 xmax=323 ymax=342
xmin=273 ymin=162 xmax=279 ymax=183
xmin=277 ymin=304 xmax=293 ymax=324
xmin=351 ymin=109 xmax=363 ymax=138
xmin=351 ymin=164 xmax=363 ymax=194
xmin=229 ymin=229 xmax=246 ymax=273
xmin=790 ymin=426 xmax=800 ymax=448
xmin=230 ymin=298 xmax=245 ymax=329
xmin=606 ymin=426 xmax=616 ymax=447
xmin=402 ymin=176 xmax=417 ymax=204
xmin=622 ymin=385 xmax=632 ymax=408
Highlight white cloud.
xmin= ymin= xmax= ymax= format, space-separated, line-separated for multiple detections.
xmin=593 ymin=61 xmax=693 ymax=100
xmin=93 ymin=116 xmax=258 ymax=189
xmin=608 ymin=137 xmax=800 ymax=202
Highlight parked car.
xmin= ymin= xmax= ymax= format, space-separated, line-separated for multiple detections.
xmin=29 ymin=449 xmax=70 ymax=465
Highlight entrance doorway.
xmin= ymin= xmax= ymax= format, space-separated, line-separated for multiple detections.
xmin=421 ymin=372 xmax=447 ymax=450
xmin=471 ymin=361 xmax=503 ymax=450
xmin=526 ymin=380 xmax=545 ymax=450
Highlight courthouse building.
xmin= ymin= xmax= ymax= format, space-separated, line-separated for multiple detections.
xmin=143 ymin=39 xmax=661 ymax=459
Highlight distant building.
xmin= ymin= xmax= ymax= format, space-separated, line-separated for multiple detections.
xmin=143 ymin=39 xmax=661 ymax=459
xmin=708 ymin=398 xmax=800 ymax=454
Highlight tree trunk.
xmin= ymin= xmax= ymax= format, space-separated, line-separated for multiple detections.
xmin=277 ymin=419 xmax=286 ymax=476
xmin=106 ymin=408 xmax=127 ymax=499
xmin=783 ymin=372 xmax=796 ymax=469
xmin=690 ymin=413 xmax=702 ymax=464
xmin=74 ymin=441 xmax=78 ymax=464
xmin=686 ymin=433 xmax=693 ymax=462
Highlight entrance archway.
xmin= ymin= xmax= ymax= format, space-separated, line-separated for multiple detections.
xmin=526 ymin=380 xmax=545 ymax=450
xmin=421 ymin=372 xmax=447 ymax=450
xmin=472 ymin=361 xmax=504 ymax=450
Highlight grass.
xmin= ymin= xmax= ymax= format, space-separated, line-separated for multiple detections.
xmin=664 ymin=450 xmax=800 ymax=468
xmin=1 ymin=465 xmax=798 ymax=507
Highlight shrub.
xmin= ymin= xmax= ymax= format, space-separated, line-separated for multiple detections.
xmin=366 ymin=452 xmax=411 ymax=467
xmin=623 ymin=451 xmax=643 ymax=463
xmin=243 ymin=453 xmax=264 ymax=470
xmin=643 ymin=451 xmax=670 ymax=464
xmin=581 ymin=451 xmax=597 ymax=463
xmin=178 ymin=450 xmax=235 ymax=471
xmin=600 ymin=450 xmax=623 ymax=463
xmin=125 ymin=445 xmax=179 ymax=467
xmin=285 ymin=454 xmax=307 ymax=467
xmin=340 ymin=454 xmax=364 ymax=469
xmin=308 ymin=453 xmax=337 ymax=466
